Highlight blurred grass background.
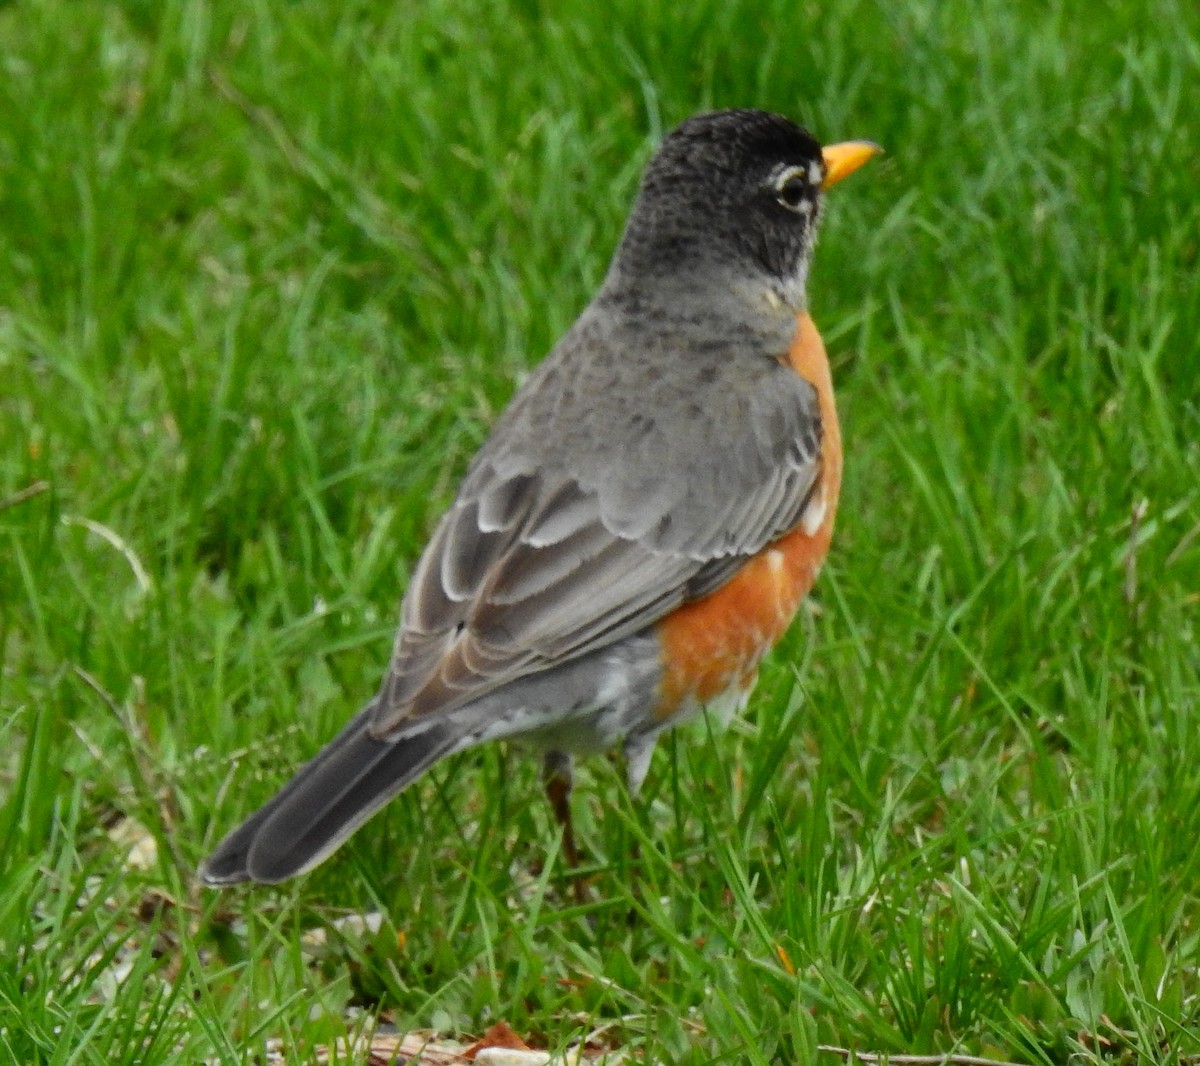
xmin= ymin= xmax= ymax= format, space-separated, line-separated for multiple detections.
xmin=1 ymin=0 xmax=1198 ymax=1062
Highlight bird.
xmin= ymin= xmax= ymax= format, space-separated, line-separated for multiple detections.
xmin=200 ymin=109 xmax=879 ymax=886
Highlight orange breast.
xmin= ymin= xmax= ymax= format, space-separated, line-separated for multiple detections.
xmin=656 ymin=312 xmax=841 ymax=714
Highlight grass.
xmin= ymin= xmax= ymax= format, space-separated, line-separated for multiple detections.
xmin=1 ymin=0 xmax=1198 ymax=1062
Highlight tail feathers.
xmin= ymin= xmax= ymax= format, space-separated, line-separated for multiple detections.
xmin=200 ymin=710 xmax=455 ymax=886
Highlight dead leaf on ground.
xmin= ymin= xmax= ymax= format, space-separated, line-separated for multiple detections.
xmin=304 ymin=1023 xmax=629 ymax=1066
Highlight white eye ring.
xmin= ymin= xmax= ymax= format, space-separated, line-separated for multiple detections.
xmin=773 ymin=165 xmax=811 ymax=213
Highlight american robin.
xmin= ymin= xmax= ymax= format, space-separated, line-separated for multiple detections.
xmin=201 ymin=109 xmax=879 ymax=886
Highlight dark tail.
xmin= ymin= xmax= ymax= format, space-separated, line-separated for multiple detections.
xmin=200 ymin=706 xmax=456 ymax=885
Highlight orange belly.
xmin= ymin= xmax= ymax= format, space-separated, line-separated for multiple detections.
xmin=656 ymin=312 xmax=841 ymax=714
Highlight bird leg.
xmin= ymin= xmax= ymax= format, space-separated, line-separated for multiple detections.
xmin=542 ymin=750 xmax=588 ymax=901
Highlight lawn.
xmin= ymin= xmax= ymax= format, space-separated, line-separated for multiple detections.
xmin=1 ymin=0 xmax=1198 ymax=1062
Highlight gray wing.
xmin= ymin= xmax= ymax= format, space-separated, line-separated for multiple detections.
xmin=371 ymin=317 xmax=823 ymax=736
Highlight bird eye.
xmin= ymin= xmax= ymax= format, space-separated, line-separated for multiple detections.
xmin=773 ymin=165 xmax=810 ymax=212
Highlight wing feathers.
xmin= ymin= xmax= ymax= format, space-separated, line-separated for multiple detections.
xmin=370 ymin=345 xmax=824 ymax=737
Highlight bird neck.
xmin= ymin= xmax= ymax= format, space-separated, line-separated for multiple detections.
xmin=597 ymin=256 xmax=804 ymax=346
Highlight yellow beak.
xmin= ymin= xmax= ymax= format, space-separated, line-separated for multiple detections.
xmin=821 ymin=140 xmax=883 ymax=189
